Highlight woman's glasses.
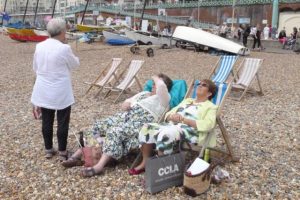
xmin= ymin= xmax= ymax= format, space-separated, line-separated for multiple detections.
xmin=196 ymin=82 xmax=209 ymax=88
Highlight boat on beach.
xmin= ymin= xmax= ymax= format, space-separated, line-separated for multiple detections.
xmin=66 ymin=31 xmax=85 ymax=40
xmin=125 ymin=30 xmax=174 ymax=47
xmin=76 ymin=24 xmax=124 ymax=33
xmin=6 ymin=27 xmax=48 ymax=42
xmin=172 ymin=26 xmax=250 ymax=56
xmin=103 ymin=30 xmax=135 ymax=45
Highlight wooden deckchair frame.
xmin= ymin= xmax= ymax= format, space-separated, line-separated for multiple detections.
xmin=131 ymin=79 xmax=239 ymax=169
xmin=232 ymin=58 xmax=264 ymax=101
xmin=208 ymin=56 xmax=238 ymax=83
xmin=182 ymin=79 xmax=239 ymax=162
xmin=84 ymin=58 xmax=122 ymax=96
xmin=104 ymin=60 xmax=144 ymax=103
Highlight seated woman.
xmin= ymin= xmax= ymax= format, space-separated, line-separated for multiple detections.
xmin=62 ymin=73 xmax=173 ymax=177
xmin=129 ymin=79 xmax=217 ymax=175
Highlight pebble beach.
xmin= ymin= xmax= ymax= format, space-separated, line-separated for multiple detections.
xmin=0 ymin=35 xmax=299 ymax=199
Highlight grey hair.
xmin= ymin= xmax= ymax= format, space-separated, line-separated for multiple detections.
xmin=47 ymin=18 xmax=66 ymax=37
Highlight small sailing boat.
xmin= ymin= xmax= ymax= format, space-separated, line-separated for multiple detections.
xmin=6 ymin=0 xmax=53 ymax=42
xmin=103 ymin=30 xmax=135 ymax=45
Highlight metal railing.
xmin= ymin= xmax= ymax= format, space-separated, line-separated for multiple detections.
xmin=66 ymin=5 xmax=216 ymax=29
xmin=105 ymin=0 xmax=300 ymax=10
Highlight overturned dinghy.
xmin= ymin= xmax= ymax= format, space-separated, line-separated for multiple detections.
xmin=172 ymin=26 xmax=250 ymax=56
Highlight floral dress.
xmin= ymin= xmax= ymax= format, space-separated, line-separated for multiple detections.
xmin=139 ymin=103 xmax=201 ymax=155
xmin=84 ymin=93 xmax=155 ymax=160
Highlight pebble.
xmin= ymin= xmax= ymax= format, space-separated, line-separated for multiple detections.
xmin=0 ymin=35 xmax=299 ymax=199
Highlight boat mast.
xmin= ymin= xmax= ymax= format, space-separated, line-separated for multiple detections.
xmin=33 ymin=0 xmax=40 ymax=26
xmin=139 ymin=0 xmax=147 ymax=30
xmin=22 ymin=0 xmax=30 ymax=24
xmin=133 ymin=0 xmax=136 ymax=29
xmin=51 ymin=0 xmax=58 ymax=18
xmin=1 ymin=0 xmax=8 ymax=25
xmin=80 ymin=0 xmax=90 ymax=25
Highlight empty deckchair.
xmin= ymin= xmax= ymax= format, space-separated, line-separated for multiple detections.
xmin=104 ymin=60 xmax=144 ymax=103
xmin=232 ymin=58 xmax=264 ymax=101
xmin=209 ymin=55 xmax=238 ymax=83
xmin=182 ymin=79 xmax=239 ymax=162
xmin=84 ymin=58 xmax=122 ymax=96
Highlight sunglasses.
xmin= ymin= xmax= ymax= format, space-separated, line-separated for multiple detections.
xmin=196 ymin=82 xmax=209 ymax=88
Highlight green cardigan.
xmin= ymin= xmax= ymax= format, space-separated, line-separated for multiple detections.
xmin=165 ymin=98 xmax=218 ymax=146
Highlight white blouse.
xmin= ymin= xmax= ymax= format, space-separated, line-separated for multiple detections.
xmin=31 ymin=38 xmax=80 ymax=110
xmin=125 ymin=79 xmax=170 ymax=121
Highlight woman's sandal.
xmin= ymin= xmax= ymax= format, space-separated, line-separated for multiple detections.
xmin=81 ymin=167 xmax=102 ymax=178
xmin=61 ymin=157 xmax=84 ymax=168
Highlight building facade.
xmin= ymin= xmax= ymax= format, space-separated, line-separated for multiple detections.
xmin=0 ymin=0 xmax=55 ymax=14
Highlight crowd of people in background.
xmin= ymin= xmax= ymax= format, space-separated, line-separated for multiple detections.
xmin=213 ymin=22 xmax=300 ymax=51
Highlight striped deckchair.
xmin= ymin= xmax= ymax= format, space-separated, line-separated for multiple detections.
xmin=209 ymin=55 xmax=238 ymax=83
xmin=104 ymin=60 xmax=144 ymax=103
xmin=84 ymin=58 xmax=122 ymax=96
xmin=182 ymin=79 xmax=239 ymax=162
xmin=232 ymin=58 xmax=264 ymax=101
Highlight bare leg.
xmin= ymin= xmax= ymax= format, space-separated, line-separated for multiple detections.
xmin=135 ymin=144 xmax=154 ymax=170
xmin=91 ymin=153 xmax=112 ymax=173
xmin=68 ymin=149 xmax=82 ymax=159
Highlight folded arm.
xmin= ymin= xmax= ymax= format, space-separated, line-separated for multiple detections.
xmin=192 ymin=106 xmax=217 ymax=132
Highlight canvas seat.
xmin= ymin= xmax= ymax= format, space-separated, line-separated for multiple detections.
xmin=232 ymin=58 xmax=264 ymax=101
xmin=104 ymin=60 xmax=145 ymax=103
xmin=209 ymin=55 xmax=238 ymax=83
xmin=84 ymin=58 xmax=123 ymax=96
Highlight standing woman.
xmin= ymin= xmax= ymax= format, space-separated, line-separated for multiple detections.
xmin=31 ymin=18 xmax=80 ymax=161
xmin=242 ymin=24 xmax=250 ymax=47
xmin=263 ymin=24 xmax=270 ymax=40
xmin=255 ymin=24 xmax=262 ymax=50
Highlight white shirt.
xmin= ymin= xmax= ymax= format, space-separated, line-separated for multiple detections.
xmin=250 ymin=27 xmax=257 ymax=36
xmin=263 ymin=26 xmax=270 ymax=34
xmin=125 ymin=79 xmax=170 ymax=121
xmin=31 ymin=38 xmax=80 ymax=110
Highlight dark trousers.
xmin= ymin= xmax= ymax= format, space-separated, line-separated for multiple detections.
xmin=252 ymin=36 xmax=261 ymax=49
xmin=243 ymin=36 xmax=248 ymax=47
xmin=41 ymin=106 xmax=71 ymax=151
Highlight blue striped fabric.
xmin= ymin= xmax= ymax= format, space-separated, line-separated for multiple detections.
xmin=211 ymin=55 xmax=238 ymax=83
xmin=191 ymin=80 xmax=228 ymax=106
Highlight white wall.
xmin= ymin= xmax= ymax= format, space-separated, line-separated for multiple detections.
xmin=278 ymin=12 xmax=300 ymax=35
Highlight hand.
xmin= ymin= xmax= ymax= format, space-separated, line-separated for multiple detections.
xmin=169 ymin=114 xmax=183 ymax=123
xmin=32 ymin=106 xmax=41 ymax=120
xmin=121 ymin=101 xmax=131 ymax=111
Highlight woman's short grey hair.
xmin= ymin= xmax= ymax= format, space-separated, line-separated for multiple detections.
xmin=47 ymin=18 xmax=66 ymax=37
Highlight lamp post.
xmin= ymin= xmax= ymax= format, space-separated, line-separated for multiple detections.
xmin=231 ymin=0 xmax=236 ymax=31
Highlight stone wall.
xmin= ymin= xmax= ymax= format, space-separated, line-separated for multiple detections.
xmin=140 ymin=3 xmax=300 ymax=26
